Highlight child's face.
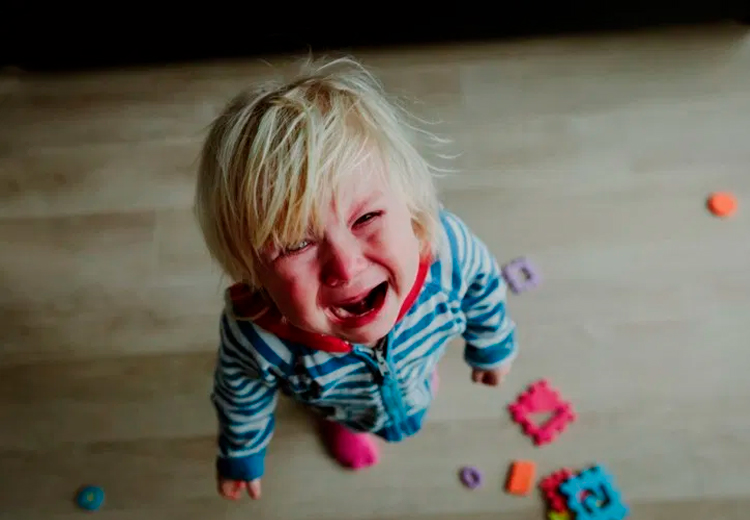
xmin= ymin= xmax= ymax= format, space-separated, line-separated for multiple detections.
xmin=257 ymin=160 xmax=422 ymax=346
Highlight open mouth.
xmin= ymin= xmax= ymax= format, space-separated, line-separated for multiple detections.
xmin=329 ymin=282 xmax=388 ymax=321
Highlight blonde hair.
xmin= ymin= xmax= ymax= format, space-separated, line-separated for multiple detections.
xmin=195 ymin=56 xmax=446 ymax=288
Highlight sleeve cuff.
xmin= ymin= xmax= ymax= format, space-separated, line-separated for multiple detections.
xmin=216 ymin=450 xmax=266 ymax=481
xmin=464 ymin=334 xmax=517 ymax=370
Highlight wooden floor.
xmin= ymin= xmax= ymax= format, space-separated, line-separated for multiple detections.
xmin=2 ymin=23 xmax=750 ymax=520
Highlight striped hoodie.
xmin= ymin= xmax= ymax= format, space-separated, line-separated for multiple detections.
xmin=211 ymin=209 xmax=517 ymax=481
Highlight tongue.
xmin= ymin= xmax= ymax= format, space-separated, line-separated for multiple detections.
xmin=341 ymin=298 xmax=369 ymax=315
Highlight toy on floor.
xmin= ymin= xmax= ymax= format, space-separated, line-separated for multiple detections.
xmin=505 ymin=459 xmax=536 ymax=495
xmin=706 ymin=191 xmax=737 ymax=218
xmin=459 ymin=466 xmax=483 ymax=489
xmin=501 ymin=256 xmax=541 ymax=294
xmin=508 ymin=379 xmax=576 ymax=446
xmin=540 ymin=468 xmax=576 ymax=512
xmin=559 ymin=465 xmax=629 ymax=520
xmin=540 ymin=467 xmax=596 ymax=517
xmin=75 ymin=485 xmax=104 ymax=511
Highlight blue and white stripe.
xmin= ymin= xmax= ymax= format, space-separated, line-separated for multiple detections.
xmin=212 ymin=209 xmax=517 ymax=481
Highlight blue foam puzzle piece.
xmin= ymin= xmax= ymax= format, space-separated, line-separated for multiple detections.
xmin=559 ymin=465 xmax=629 ymax=520
xmin=76 ymin=485 xmax=105 ymax=511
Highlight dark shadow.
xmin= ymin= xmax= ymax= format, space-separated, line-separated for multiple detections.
xmin=2 ymin=4 xmax=749 ymax=72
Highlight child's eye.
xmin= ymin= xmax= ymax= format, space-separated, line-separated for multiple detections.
xmin=283 ymin=240 xmax=312 ymax=255
xmin=354 ymin=211 xmax=382 ymax=226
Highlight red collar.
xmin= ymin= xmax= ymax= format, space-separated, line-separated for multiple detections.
xmin=226 ymin=256 xmax=432 ymax=353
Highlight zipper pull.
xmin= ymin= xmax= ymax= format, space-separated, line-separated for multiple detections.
xmin=373 ymin=347 xmax=389 ymax=377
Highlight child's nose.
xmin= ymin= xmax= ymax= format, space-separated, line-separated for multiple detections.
xmin=321 ymin=240 xmax=367 ymax=287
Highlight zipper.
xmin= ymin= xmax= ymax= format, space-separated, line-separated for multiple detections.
xmin=366 ymin=336 xmax=408 ymax=432
xmin=372 ymin=341 xmax=390 ymax=379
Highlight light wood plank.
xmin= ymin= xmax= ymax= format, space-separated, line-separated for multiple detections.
xmin=0 ymin=282 xmax=227 ymax=365
xmin=0 ymin=140 xmax=203 ymax=218
xmin=1 ymin=21 xmax=749 ymax=520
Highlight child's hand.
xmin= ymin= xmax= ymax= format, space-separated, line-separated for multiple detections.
xmin=471 ymin=365 xmax=510 ymax=387
xmin=218 ymin=477 xmax=261 ymax=500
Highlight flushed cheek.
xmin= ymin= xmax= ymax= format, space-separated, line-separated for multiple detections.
xmin=290 ymin=282 xmax=320 ymax=314
xmin=380 ymin=242 xmax=420 ymax=293
xmin=271 ymin=278 xmax=319 ymax=321
xmin=369 ymin=235 xmax=415 ymax=274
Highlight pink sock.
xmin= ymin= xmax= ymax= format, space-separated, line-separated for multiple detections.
xmin=320 ymin=420 xmax=380 ymax=470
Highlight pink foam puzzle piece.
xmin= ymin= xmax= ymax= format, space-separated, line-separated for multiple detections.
xmin=507 ymin=379 xmax=576 ymax=446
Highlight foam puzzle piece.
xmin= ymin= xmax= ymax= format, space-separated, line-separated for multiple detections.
xmin=548 ymin=512 xmax=570 ymax=520
xmin=540 ymin=468 xmax=575 ymax=512
xmin=505 ymin=460 xmax=536 ymax=495
xmin=501 ymin=256 xmax=541 ymax=294
xmin=459 ymin=466 xmax=482 ymax=489
xmin=508 ymin=379 xmax=577 ymax=446
xmin=76 ymin=485 xmax=104 ymax=511
xmin=559 ymin=465 xmax=629 ymax=520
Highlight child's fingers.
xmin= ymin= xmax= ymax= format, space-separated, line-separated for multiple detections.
xmin=492 ymin=369 xmax=508 ymax=385
xmin=471 ymin=368 xmax=507 ymax=386
xmin=219 ymin=479 xmax=246 ymax=500
xmin=471 ymin=369 xmax=496 ymax=385
xmin=247 ymin=479 xmax=262 ymax=499
xmin=483 ymin=371 xmax=499 ymax=386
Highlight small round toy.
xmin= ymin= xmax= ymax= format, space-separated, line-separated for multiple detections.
xmin=707 ymin=192 xmax=737 ymax=217
xmin=76 ymin=485 xmax=104 ymax=511
xmin=459 ymin=466 xmax=483 ymax=489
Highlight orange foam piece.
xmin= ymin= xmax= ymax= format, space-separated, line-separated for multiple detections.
xmin=707 ymin=192 xmax=737 ymax=217
xmin=506 ymin=460 xmax=536 ymax=495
